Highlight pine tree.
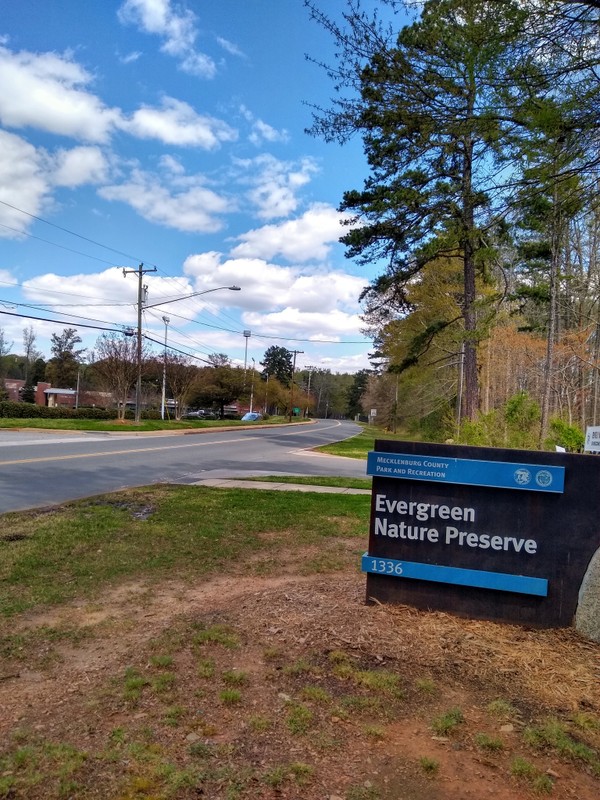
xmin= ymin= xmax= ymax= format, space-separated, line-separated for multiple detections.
xmin=308 ymin=0 xmax=528 ymax=420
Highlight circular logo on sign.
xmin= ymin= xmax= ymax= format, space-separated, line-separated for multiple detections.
xmin=535 ymin=470 xmax=553 ymax=488
xmin=514 ymin=468 xmax=531 ymax=486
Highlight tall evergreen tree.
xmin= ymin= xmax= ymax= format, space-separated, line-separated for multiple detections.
xmin=308 ymin=0 xmax=529 ymax=420
xmin=45 ymin=328 xmax=85 ymax=388
xmin=260 ymin=346 xmax=293 ymax=386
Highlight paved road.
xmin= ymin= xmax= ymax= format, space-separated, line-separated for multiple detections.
xmin=0 ymin=419 xmax=367 ymax=513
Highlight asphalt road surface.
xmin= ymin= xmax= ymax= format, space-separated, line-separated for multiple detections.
xmin=0 ymin=419 xmax=368 ymax=513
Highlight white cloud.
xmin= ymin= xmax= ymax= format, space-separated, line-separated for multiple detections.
xmin=119 ymin=51 xmax=142 ymax=64
xmin=0 ymin=45 xmax=121 ymax=142
xmin=240 ymin=105 xmax=288 ymax=147
xmin=0 ymin=130 xmax=49 ymax=237
xmin=183 ymin=253 xmax=365 ymax=317
xmin=21 ymin=268 xmax=140 ymax=332
xmin=231 ymin=203 xmax=352 ymax=262
xmin=0 ymin=269 xmax=17 ymax=286
xmin=244 ymin=306 xmax=362 ymax=339
xmin=234 ymin=154 xmax=318 ymax=220
xmin=98 ymin=166 xmax=232 ymax=232
xmin=118 ymin=0 xmax=217 ymax=78
xmin=125 ymin=97 xmax=237 ymax=148
xmin=217 ymin=37 xmax=244 ymax=58
xmin=51 ymin=146 xmax=109 ymax=188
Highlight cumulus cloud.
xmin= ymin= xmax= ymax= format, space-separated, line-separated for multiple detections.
xmin=243 ymin=306 xmax=363 ymax=339
xmin=98 ymin=166 xmax=232 ymax=232
xmin=0 ymin=130 xmax=50 ymax=237
xmin=0 ymin=269 xmax=17 ymax=286
xmin=239 ymin=105 xmax=288 ymax=147
xmin=0 ymin=45 xmax=121 ymax=142
xmin=234 ymin=154 xmax=318 ymax=220
xmin=51 ymin=146 xmax=109 ymax=187
xmin=22 ymin=267 xmax=141 ymax=326
xmin=125 ymin=96 xmax=237 ymax=148
xmin=182 ymin=250 xmax=367 ymax=357
xmin=183 ymin=253 xmax=365 ymax=318
xmin=231 ymin=203 xmax=353 ymax=262
xmin=118 ymin=0 xmax=216 ymax=78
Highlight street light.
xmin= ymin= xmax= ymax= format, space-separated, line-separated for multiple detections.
xmin=123 ymin=271 xmax=241 ymax=424
xmin=243 ymin=330 xmax=251 ymax=384
xmin=249 ymin=357 xmax=255 ymax=413
xmin=160 ymin=316 xmax=170 ymax=420
xmin=144 ymin=285 xmax=241 ymax=310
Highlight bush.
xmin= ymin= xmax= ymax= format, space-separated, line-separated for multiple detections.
xmin=0 ymin=402 xmax=112 ymax=420
xmin=545 ymin=418 xmax=585 ymax=452
xmin=414 ymin=402 xmax=454 ymax=442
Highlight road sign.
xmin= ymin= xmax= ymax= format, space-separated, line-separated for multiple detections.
xmin=585 ymin=426 xmax=600 ymax=453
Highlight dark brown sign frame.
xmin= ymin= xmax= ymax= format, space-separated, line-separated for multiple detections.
xmin=364 ymin=440 xmax=600 ymax=627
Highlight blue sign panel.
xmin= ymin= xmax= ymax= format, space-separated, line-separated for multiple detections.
xmin=367 ymin=451 xmax=564 ymax=493
xmin=361 ymin=553 xmax=548 ymax=597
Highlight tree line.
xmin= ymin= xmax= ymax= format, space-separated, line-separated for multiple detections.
xmin=0 ymin=327 xmax=363 ymax=420
xmin=305 ymin=0 xmax=600 ymax=449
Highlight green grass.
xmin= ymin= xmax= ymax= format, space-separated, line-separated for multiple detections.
xmin=487 ymin=698 xmax=519 ymax=718
xmin=0 ymin=485 xmax=370 ymax=618
xmin=523 ymin=718 xmax=600 ymax=774
xmin=474 ymin=732 xmax=504 ymax=751
xmin=431 ymin=708 xmax=465 ymax=736
xmin=315 ymin=426 xmax=413 ymax=460
xmin=419 ymin=756 xmax=439 ymax=775
xmin=219 ymin=688 xmax=242 ymax=705
xmin=0 ymin=416 xmax=302 ymax=432
xmin=244 ymin=475 xmax=372 ymax=489
xmin=510 ymin=757 xmax=554 ymax=793
xmin=286 ymin=703 xmax=314 ymax=734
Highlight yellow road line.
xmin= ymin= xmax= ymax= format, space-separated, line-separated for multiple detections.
xmin=0 ymin=437 xmax=260 ymax=467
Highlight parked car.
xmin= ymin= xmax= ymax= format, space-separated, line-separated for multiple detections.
xmin=184 ymin=409 xmax=217 ymax=419
xmin=241 ymin=412 xmax=262 ymax=422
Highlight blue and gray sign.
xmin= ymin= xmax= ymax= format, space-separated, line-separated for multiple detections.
xmin=364 ymin=440 xmax=600 ymax=628
xmin=367 ymin=451 xmax=564 ymax=493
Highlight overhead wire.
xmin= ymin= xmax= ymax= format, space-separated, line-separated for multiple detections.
xmin=2 ymin=200 xmax=373 ymax=346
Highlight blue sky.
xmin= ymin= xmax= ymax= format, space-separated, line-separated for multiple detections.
xmin=0 ymin=0 xmax=405 ymax=374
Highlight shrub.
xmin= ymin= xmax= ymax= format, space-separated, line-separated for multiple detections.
xmin=545 ymin=418 xmax=585 ymax=452
xmin=0 ymin=401 xmax=113 ymax=420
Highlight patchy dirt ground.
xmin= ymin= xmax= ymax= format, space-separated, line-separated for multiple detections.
xmin=1 ymin=555 xmax=599 ymax=799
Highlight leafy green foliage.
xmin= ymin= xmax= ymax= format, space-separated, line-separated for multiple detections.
xmin=260 ymin=345 xmax=293 ymax=386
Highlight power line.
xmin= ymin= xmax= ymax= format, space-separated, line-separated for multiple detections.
xmin=1 ymin=202 xmax=373 ymax=346
xmin=0 ymin=199 xmax=152 ymax=265
xmin=0 ymin=221 xmax=127 ymax=267
xmin=0 ymin=307 xmax=133 ymax=334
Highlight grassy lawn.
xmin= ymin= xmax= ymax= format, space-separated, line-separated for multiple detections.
xmin=315 ymin=425 xmax=413 ymax=460
xmin=0 ymin=416 xmax=301 ymax=433
xmin=0 ymin=484 xmax=598 ymax=800
xmin=244 ymin=475 xmax=372 ymax=490
xmin=0 ymin=485 xmax=370 ymax=618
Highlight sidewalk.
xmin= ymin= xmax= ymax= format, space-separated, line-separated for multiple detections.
xmin=192 ymin=478 xmax=371 ymax=495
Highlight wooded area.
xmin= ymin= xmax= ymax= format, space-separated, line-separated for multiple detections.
xmin=307 ymin=0 xmax=600 ymax=448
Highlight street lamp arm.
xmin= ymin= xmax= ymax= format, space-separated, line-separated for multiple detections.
xmin=143 ymin=285 xmax=241 ymax=310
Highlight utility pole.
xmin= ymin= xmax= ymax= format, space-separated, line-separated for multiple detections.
xmin=160 ymin=316 xmax=170 ymax=421
xmin=288 ymin=350 xmax=304 ymax=422
xmin=123 ymin=263 xmax=157 ymax=424
xmin=264 ymin=373 xmax=269 ymax=415
xmin=305 ymin=365 xmax=316 ymax=418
